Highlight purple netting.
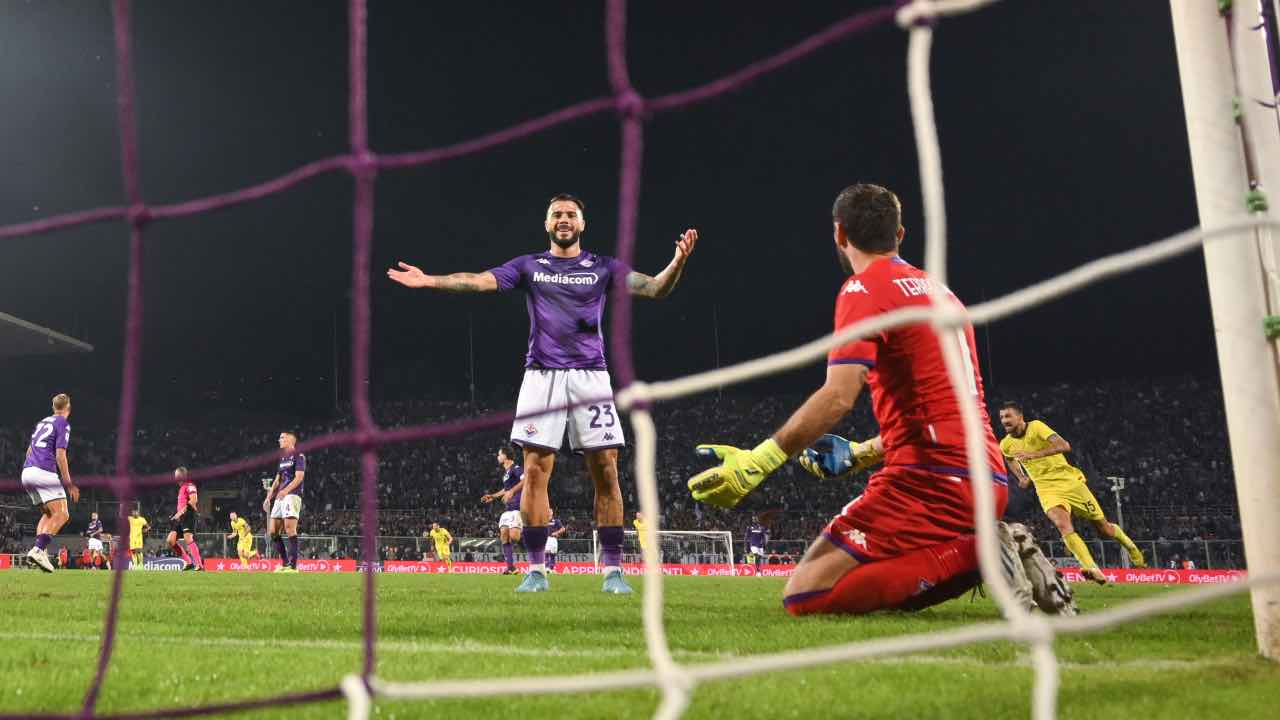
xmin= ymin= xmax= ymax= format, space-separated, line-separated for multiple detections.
xmin=0 ymin=1 xmax=899 ymax=716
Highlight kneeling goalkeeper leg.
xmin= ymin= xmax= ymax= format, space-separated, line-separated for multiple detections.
xmin=785 ymin=535 xmax=978 ymax=616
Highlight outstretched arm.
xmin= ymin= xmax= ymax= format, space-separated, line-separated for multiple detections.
xmin=387 ymin=261 xmax=498 ymax=293
xmin=772 ymin=364 xmax=868 ymax=456
xmin=627 ymin=229 xmax=698 ymax=299
xmin=688 ymin=364 xmax=867 ymax=509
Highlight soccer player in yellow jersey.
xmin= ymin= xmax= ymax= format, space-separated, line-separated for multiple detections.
xmin=998 ymin=402 xmax=1145 ymax=585
xmin=428 ymin=522 xmax=453 ymax=571
xmin=224 ymin=511 xmax=259 ymax=569
xmin=632 ymin=511 xmax=647 ymax=550
xmin=127 ymin=508 xmax=149 ymax=570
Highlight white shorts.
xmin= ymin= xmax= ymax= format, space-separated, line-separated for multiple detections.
xmin=511 ymin=369 xmax=625 ymax=453
xmin=546 ymin=536 xmax=559 ymax=554
xmin=270 ymin=494 xmax=303 ymax=520
xmin=499 ymin=510 xmax=523 ymax=530
xmin=750 ymin=545 xmax=765 ymax=556
xmin=88 ymin=538 xmax=104 ymax=553
xmin=21 ymin=466 xmax=65 ymax=506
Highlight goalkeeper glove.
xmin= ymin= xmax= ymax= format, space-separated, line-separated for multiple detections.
xmin=797 ymin=434 xmax=883 ymax=481
xmin=688 ymin=439 xmax=789 ymax=509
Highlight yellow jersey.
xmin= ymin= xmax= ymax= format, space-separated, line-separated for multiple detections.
xmin=128 ymin=516 xmax=148 ymax=548
xmin=429 ymin=528 xmax=452 ymax=548
xmin=230 ymin=517 xmax=253 ymax=542
xmin=1000 ymin=419 xmax=1086 ymax=490
xmin=633 ymin=518 xmax=647 ymax=548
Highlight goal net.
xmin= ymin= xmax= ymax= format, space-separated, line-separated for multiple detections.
xmin=591 ymin=529 xmax=734 ymax=574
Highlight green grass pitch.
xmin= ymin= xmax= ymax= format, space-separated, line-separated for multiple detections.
xmin=1 ymin=571 xmax=1276 ymax=719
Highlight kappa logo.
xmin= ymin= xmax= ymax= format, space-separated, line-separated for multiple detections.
xmin=843 ymin=279 xmax=868 ymax=295
xmin=536 ymin=257 xmax=551 ymax=265
xmin=844 ymin=528 xmax=868 ymax=547
xmin=602 ymin=432 xmax=616 ymax=441
xmin=523 ymin=424 xmax=538 ymax=437
xmin=579 ymin=258 xmax=594 ymax=267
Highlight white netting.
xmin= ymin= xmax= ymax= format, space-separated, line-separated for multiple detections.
xmin=342 ymin=1 xmax=1280 ymax=718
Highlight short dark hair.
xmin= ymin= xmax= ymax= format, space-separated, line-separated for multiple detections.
xmin=548 ymin=193 xmax=585 ymax=212
xmin=832 ymin=183 xmax=902 ymax=253
xmin=498 ymin=445 xmax=517 ymax=461
xmin=999 ymin=401 xmax=1023 ymax=415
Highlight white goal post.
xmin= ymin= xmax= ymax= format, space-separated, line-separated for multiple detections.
xmin=1169 ymin=0 xmax=1280 ymax=660
xmin=591 ymin=529 xmax=734 ymax=574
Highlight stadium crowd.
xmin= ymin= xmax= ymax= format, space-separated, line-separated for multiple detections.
xmin=0 ymin=375 xmax=1247 ymax=567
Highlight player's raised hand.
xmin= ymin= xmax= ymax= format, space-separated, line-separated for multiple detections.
xmin=687 ymin=439 xmax=788 ymax=509
xmin=673 ymin=229 xmax=698 ymax=265
xmin=387 ymin=261 xmax=431 ymax=288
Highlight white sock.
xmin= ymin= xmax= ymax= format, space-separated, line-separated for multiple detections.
xmin=604 ymin=565 xmax=621 ymax=575
xmin=529 ymin=563 xmax=545 ymax=573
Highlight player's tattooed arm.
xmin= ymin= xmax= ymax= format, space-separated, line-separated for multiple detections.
xmin=387 ymin=262 xmax=499 ymax=293
xmin=627 ymin=229 xmax=698 ymax=299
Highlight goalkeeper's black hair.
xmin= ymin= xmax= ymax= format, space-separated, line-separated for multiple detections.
xmin=832 ymin=183 xmax=901 ymax=253
xmin=498 ymin=445 xmax=518 ymax=461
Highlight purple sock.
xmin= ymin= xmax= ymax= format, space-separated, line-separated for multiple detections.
xmin=523 ymin=527 xmax=548 ymax=567
xmin=287 ymin=536 xmax=299 ymax=568
xmin=502 ymin=542 xmax=514 ymax=568
xmin=599 ymin=525 xmax=624 ymax=568
xmin=547 ymin=553 xmax=557 ymax=570
xmin=35 ymin=533 xmax=51 ymax=550
xmin=273 ymin=535 xmax=287 ymax=564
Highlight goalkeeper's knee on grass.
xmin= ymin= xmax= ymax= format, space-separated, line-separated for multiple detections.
xmin=784 ymin=535 xmax=978 ymax=616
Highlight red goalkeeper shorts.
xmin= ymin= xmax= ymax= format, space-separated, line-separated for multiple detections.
xmin=822 ymin=465 xmax=1008 ymax=564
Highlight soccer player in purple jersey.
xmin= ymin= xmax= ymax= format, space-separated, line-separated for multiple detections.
xmin=547 ymin=510 xmax=565 ymax=573
xmin=20 ymin=393 xmax=80 ymax=573
xmin=745 ymin=517 xmax=769 ymax=575
xmin=85 ymin=512 xmax=105 ymax=569
xmin=263 ymin=431 xmax=306 ymax=573
xmin=390 ymin=193 xmax=697 ymax=594
xmin=481 ymin=446 xmax=525 ymax=574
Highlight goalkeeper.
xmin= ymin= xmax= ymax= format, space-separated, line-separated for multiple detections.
xmin=689 ymin=184 xmax=1070 ymax=616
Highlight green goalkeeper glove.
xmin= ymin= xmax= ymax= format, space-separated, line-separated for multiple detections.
xmin=796 ymin=434 xmax=884 ymax=481
xmin=688 ymin=439 xmax=789 ymax=509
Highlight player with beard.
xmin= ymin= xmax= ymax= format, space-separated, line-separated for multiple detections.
xmin=689 ymin=183 xmax=1074 ymax=616
xmin=389 ymin=193 xmax=698 ymax=594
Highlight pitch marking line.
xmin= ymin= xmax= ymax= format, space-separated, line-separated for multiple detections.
xmin=0 ymin=631 xmax=1245 ymax=671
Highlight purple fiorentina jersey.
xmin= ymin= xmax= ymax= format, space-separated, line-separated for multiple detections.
xmin=549 ymin=517 xmax=565 ymax=535
xmin=746 ymin=524 xmax=768 ymax=547
xmin=503 ymin=464 xmax=523 ymax=511
xmin=278 ymin=452 xmax=306 ymax=495
xmin=87 ymin=519 xmax=103 ymax=539
xmin=488 ymin=250 xmax=630 ymax=369
xmin=23 ymin=415 xmax=70 ymax=473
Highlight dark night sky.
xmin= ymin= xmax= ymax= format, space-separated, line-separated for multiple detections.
xmin=0 ymin=1 xmax=1206 ymax=425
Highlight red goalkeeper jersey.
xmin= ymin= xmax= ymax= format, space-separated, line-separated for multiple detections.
xmin=827 ymin=256 xmax=1006 ymax=481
